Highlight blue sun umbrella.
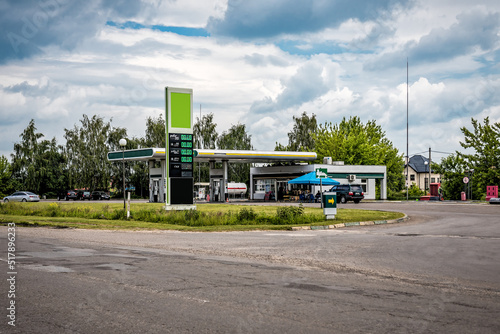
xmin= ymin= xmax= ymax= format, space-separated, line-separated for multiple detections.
xmin=287 ymin=172 xmax=340 ymax=185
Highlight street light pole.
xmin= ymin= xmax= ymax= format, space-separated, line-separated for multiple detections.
xmin=119 ymin=138 xmax=127 ymax=210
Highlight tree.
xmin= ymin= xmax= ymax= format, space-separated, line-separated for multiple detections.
xmin=143 ymin=114 xmax=166 ymax=148
xmin=11 ymin=119 xmax=44 ymax=192
xmin=313 ymin=116 xmax=404 ymax=193
xmin=10 ymin=120 xmax=67 ymax=196
xmin=0 ymin=155 xmax=16 ymax=198
xmin=433 ymin=154 xmax=467 ymax=200
xmin=37 ymin=137 xmax=67 ymax=196
xmin=217 ymin=123 xmax=253 ymax=151
xmin=193 ymin=113 xmax=218 ymax=183
xmin=459 ymin=117 xmax=500 ymax=197
xmin=275 ymin=112 xmax=317 ymax=151
xmin=64 ymin=115 xmax=113 ymax=191
xmin=193 ymin=113 xmax=218 ymax=150
xmin=217 ymin=123 xmax=253 ymax=184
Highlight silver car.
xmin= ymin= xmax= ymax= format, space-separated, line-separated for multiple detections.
xmin=3 ymin=191 xmax=40 ymax=203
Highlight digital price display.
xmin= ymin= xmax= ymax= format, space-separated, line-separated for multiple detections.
xmin=169 ymin=133 xmax=193 ymax=177
xmin=166 ymin=87 xmax=194 ymax=206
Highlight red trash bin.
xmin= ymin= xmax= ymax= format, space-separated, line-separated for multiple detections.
xmin=461 ymin=192 xmax=466 ymax=201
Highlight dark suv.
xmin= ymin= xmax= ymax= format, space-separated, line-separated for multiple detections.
xmin=328 ymin=184 xmax=364 ymax=204
xmin=77 ymin=190 xmax=91 ymax=200
xmin=58 ymin=190 xmax=78 ymax=201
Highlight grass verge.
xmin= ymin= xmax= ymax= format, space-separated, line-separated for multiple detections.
xmin=0 ymin=202 xmax=404 ymax=231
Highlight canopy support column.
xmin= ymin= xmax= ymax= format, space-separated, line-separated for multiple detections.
xmin=222 ymin=160 xmax=228 ymax=202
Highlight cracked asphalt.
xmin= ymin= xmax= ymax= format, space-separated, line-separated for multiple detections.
xmin=1 ymin=201 xmax=499 ymax=333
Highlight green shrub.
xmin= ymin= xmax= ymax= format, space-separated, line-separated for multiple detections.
xmin=408 ymin=184 xmax=425 ymax=197
xmin=275 ymin=205 xmax=305 ymax=224
xmin=236 ymin=207 xmax=257 ymax=221
xmin=111 ymin=210 xmax=127 ymax=220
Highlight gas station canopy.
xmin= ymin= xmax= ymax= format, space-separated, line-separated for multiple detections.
xmin=195 ymin=149 xmax=316 ymax=163
xmin=108 ymin=148 xmax=317 ymax=164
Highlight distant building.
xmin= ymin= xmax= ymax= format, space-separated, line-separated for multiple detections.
xmin=405 ymin=155 xmax=441 ymax=191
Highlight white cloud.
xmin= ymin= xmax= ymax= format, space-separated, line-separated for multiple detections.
xmin=409 ymin=77 xmax=446 ymax=119
xmin=136 ymin=0 xmax=227 ymax=27
xmin=0 ymin=0 xmax=499 ymax=162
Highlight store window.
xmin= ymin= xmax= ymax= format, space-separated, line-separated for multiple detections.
xmin=360 ymin=179 xmax=367 ymax=193
xmin=254 ymin=179 xmax=275 ymax=193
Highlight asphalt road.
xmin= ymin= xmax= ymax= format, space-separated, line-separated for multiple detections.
xmin=0 ymin=201 xmax=499 ymax=333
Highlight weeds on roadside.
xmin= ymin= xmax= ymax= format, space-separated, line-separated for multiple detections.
xmin=47 ymin=202 xmax=61 ymax=217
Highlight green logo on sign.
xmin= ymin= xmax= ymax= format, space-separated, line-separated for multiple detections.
xmin=316 ymin=168 xmax=328 ymax=179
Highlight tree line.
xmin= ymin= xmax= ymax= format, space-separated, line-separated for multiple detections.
xmin=0 ymin=113 xmax=498 ymax=200
xmin=0 ymin=114 xmax=253 ymax=199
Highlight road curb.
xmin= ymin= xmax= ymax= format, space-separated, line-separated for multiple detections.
xmin=291 ymin=214 xmax=409 ymax=231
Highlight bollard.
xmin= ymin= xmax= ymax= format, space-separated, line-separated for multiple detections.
xmin=127 ymin=192 xmax=131 ymax=219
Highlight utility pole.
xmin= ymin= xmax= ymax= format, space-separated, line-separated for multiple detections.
xmin=428 ymin=147 xmax=431 ymax=194
xmin=199 ymin=104 xmax=201 ymax=198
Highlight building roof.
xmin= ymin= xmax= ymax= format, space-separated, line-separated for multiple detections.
xmin=407 ymin=155 xmax=430 ymax=173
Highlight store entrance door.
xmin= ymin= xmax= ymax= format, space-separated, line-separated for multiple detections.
xmin=276 ymin=180 xmax=288 ymax=201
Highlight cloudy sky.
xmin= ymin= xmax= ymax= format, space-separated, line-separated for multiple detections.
xmin=1 ymin=0 xmax=499 ymax=162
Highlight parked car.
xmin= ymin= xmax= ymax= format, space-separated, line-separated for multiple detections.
xmin=77 ymin=190 xmax=91 ymax=200
xmin=58 ymin=190 xmax=78 ymax=201
xmin=3 ymin=191 xmax=40 ymax=203
xmin=91 ymin=191 xmax=110 ymax=200
xmin=328 ymin=184 xmax=364 ymax=203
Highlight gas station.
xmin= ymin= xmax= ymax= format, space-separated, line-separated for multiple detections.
xmin=107 ymin=147 xmax=388 ymax=203
xmin=107 ymin=86 xmax=387 ymax=206
xmin=108 ymin=87 xmax=316 ymax=207
xmin=107 ymin=147 xmax=318 ymax=203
